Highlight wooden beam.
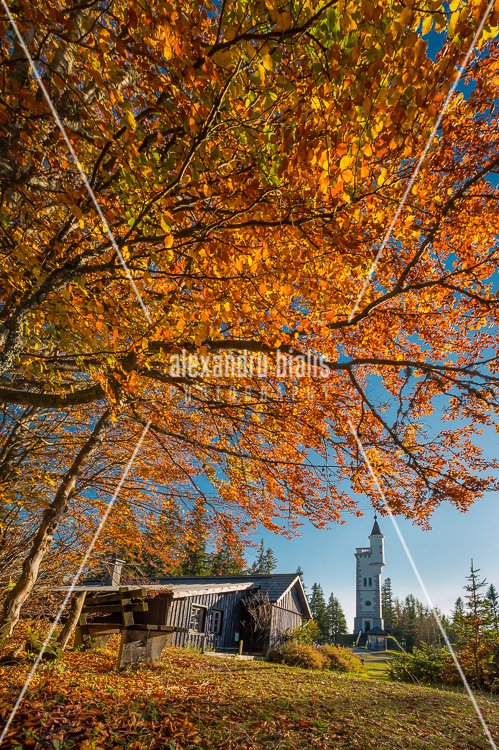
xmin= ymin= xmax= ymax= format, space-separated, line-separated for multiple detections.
xmin=82 ymin=602 xmax=148 ymax=614
xmin=85 ymin=588 xmax=146 ymax=605
xmin=132 ymin=624 xmax=188 ymax=633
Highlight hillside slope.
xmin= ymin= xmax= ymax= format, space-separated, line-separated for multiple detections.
xmin=1 ymin=639 xmax=498 ymax=749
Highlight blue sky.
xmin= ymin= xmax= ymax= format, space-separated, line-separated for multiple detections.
xmin=250 ymin=486 xmax=499 ymax=630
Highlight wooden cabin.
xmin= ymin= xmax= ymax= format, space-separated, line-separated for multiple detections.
xmin=66 ymin=572 xmax=311 ymax=656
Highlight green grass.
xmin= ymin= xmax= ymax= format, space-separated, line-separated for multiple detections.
xmin=1 ymin=635 xmax=499 ymax=749
xmin=353 ymin=648 xmax=396 ymax=680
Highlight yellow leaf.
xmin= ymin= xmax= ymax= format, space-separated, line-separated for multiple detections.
xmin=261 ymin=53 xmax=273 ymax=71
xmin=340 ymin=155 xmax=352 ymax=171
xmin=449 ymin=0 xmax=460 ymax=10
xmin=421 ymin=15 xmax=433 ymax=35
xmin=124 ymin=110 xmax=136 ymax=130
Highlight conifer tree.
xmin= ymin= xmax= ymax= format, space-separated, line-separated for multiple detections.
xmin=381 ymin=578 xmax=396 ymax=632
xmin=309 ymin=583 xmax=328 ymax=638
xmin=486 ymin=584 xmax=499 ymax=629
xmin=263 ymin=546 xmax=278 ymax=575
xmin=296 ymin=565 xmax=306 ymax=592
xmin=210 ymin=543 xmax=247 ymax=575
xmin=452 ymin=596 xmax=465 ymax=621
xmin=250 ymin=539 xmax=277 ymax=574
xmin=178 ymin=543 xmax=210 ymax=576
xmin=460 ymin=560 xmax=494 ymax=688
xmin=403 ymin=594 xmax=418 ymax=651
xmin=327 ymin=593 xmax=348 ymax=644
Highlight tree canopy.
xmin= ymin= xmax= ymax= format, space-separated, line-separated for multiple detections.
xmin=2 ymin=0 xmax=499 ymax=636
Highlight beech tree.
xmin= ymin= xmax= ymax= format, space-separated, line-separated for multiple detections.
xmin=2 ymin=0 xmax=499 ymax=639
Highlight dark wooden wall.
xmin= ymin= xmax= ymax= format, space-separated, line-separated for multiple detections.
xmin=166 ymin=591 xmax=245 ymax=650
xmin=268 ymin=586 xmax=303 ymax=651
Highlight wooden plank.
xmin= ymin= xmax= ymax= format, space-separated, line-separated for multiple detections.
xmin=131 ymin=624 xmax=175 ymax=632
xmin=87 ymin=624 xmax=122 ymax=634
xmin=131 ymin=624 xmax=188 ymax=633
xmin=82 ymin=602 xmax=148 ymax=614
xmin=85 ymin=588 xmax=146 ymax=605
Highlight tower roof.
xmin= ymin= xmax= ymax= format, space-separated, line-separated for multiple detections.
xmin=370 ymin=516 xmax=382 ymax=536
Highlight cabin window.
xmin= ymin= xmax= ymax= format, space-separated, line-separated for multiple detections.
xmin=211 ymin=610 xmax=224 ymax=635
xmin=363 ymin=578 xmax=367 ymax=586
xmin=189 ymin=605 xmax=205 ymax=633
xmin=369 ymin=577 xmax=372 ymax=587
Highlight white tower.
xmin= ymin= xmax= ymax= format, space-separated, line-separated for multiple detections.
xmin=354 ymin=516 xmax=385 ymax=634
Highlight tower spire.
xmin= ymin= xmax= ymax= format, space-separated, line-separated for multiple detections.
xmin=370 ymin=514 xmax=382 ymax=536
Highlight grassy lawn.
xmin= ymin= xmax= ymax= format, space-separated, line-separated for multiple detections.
xmin=1 ymin=628 xmax=499 ymax=749
xmin=352 ymin=649 xmax=397 ymax=680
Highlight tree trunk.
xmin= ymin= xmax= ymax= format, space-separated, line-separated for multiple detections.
xmin=0 ymin=408 xmax=113 ymax=643
xmin=56 ymin=591 xmax=87 ymax=650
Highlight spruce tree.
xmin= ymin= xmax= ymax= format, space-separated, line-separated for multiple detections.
xmin=403 ymin=594 xmax=418 ymax=651
xmin=251 ymin=540 xmax=266 ymax=574
xmin=452 ymin=596 xmax=465 ymax=621
xmin=210 ymin=543 xmax=247 ymax=575
xmin=486 ymin=584 xmax=499 ymax=629
xmin=461 ymin=559 xmax=493 ymax=688
xmin=178 ymin=542 xmax=210 ymax=575
xmin=327 ymin=593 xmax=348 ymax=644
xmin=263 ymin=546 xmax=278 ymax=574
xmin=309 ymin=583 xmax=328 ymax=638
xmin=296 ymin=565 xmax=306 ymax=592
xmin=381 ymin=577 xmax=396 ymax=632
xmin=250 ymin=539 xmax=277 ymax=574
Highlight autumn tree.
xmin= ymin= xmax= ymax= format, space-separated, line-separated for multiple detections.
xmin=2 ymin=0 xmax=499 ymax=640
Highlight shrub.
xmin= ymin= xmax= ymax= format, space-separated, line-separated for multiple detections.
xmin=320 ymin=644 xmax=364 ymax=673
xmin=388 ymin=644 xmax=449 ymax=685
xmin=270 ymin=642 xmax=327 ymax=670
xmin=283 ymin=620 xmax=322 ymax=645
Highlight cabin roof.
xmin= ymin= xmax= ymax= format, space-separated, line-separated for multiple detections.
xmin=56 ymin=573 xmax=312 ymax=617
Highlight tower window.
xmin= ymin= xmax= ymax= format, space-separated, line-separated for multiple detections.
xmin=363 ymin=578 xmax=367 ymax=586
xmin=369 ymin=578 xmax=372 ymax=587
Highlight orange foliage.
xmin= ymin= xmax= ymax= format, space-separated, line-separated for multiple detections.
xmin=1 ymin=0 xmax=499 ymax=570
